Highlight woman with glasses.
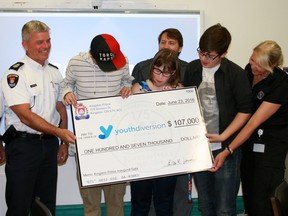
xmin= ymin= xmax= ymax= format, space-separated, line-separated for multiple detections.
xmin=131 ymin=48 xmax=181 ymax=93
xmin=130 ymin=48 xmax=181 ymax=216
xmin=183 ymin=23 xmax=252 ymax=216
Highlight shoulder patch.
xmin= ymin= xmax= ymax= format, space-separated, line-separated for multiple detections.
xmin=48 ymin=63 xmax=58 ymax=69
xmin=7 ymin=74 xmax=19 ymax=88
xmin=9 ymin=62 xmax=24 ymax=71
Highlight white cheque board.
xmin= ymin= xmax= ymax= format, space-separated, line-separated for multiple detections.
xmin=71 ymin=87 xmax=213 ymax=187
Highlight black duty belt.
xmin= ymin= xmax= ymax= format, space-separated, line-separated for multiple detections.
xmin=15 ymin=131 xmax=55 ymax=140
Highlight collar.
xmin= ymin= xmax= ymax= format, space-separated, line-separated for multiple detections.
xmin=24 ymin=55 xmax=49 ymax=71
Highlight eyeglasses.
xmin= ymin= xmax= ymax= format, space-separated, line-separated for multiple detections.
xmin=153 ymin=67 xmax=174 ymax=77
xmin=197 ymin=48 xmax=219 ymax=61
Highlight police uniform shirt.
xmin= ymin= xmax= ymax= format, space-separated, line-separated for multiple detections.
xmin=0 ymin=84 xmax=4 ymax=118
xmin=1 ymin=55 xmax=63 ymax=134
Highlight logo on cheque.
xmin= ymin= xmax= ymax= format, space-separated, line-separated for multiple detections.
xmin=98 ymin=125 xmax=113 ymax=139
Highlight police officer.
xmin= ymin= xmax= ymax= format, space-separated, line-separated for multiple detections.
xmin=1 ymin=20 xmax=76 ymax=216
xmin=0 ymin=84 xmax=5 ymax=165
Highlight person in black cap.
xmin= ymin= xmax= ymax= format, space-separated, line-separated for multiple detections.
xmin=61 ymin=33 xmax=133 ymax=216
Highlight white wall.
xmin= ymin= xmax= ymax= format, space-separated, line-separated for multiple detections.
xmin=0 ymin=0 xmax=287 ymax=214
xmin=183 ymin=0 xmax=288 ymax=68
xmin=0 ymin=0 xmax=287 ymax=67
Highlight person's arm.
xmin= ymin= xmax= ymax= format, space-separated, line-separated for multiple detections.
xmin=63 ymin=92 xmax=77 ymax=107
xmin=56 ymin=101 xmax=69 ymax=165
xmin=119 ymin=60 xmax=133 ymax=98
xmin=120 ymin=58 xmax=134 ymax=88
xmin=0 ymin=140 xmax=5 ymax=165
xmin=131 ymin=83 xmax=141 ymax=94
xmin=212 ymin=101 xmax=281 ymax=171
xmin=206 ymin=112 xmax=251 ymax=142
xmin=9 ymin=103 xmax=76 ymax=144
xmin=60 ymin=59 xmax=77 ymax=106
xmin=119 ymin=86 xmax=132 ymax=98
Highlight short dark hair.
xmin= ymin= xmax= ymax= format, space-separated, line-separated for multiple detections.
xmin=158 ymin=28 xmax=183 ymax=48
xmin=199 ymin=23 xmax=231 ymax=55
xmin=149 ymin=48 xmax=181 ymax=87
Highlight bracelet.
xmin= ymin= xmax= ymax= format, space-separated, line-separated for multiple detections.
xmin=226 ymin=146 xmax=234 ymax=155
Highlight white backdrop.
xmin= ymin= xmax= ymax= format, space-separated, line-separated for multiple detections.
xmin=0 ymin=0 xmax=287 ymax=213
xmin=0 ymin=11 xmax=201 ymax=214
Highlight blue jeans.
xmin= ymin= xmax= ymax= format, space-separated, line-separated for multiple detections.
xmin=194 ymin=149 xmax=241 ymax=216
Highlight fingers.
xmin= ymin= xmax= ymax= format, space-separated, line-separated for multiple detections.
xmin=58 ymin=157 xmax=66 ymax=165
xmin=162 ymin=86 xmax=172 ymax=90
xmin=58 ymin=154 xmax=68 ymax=163
xmin=59 ymin=129 xmax=76 ymax=144
xmin=65 ymin=98 xmax=76 ymax=106
xmin=69 ymin=132 xmax=77 ymax=142
xmin=0 ymin=156 xmax=6 ymax=165
xmin=120 ymin=87 xmax=132 ymax=98
xmin=64 ymin=92 xmax=77 ymax=106
xmin=67 ymin=132 xmax=76 ymax=144
xmin=213 ymin=159 xmax=223 ymax=171
xmin=209 ymin=167 xmax=217 ymax=172
xmin=58 ymin=145 xmax=69 ymax=165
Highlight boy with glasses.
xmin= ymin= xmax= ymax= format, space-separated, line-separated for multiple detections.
xmin=183 ymin=23 xmax=252 ymax=216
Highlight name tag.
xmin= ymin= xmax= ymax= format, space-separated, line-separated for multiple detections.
xmin=253 ymin=143 xmax=265 ymax=153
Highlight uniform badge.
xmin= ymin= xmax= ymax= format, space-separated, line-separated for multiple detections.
xmin=7 ymin=74 xmax=19 ymax=88
xmin=257 ymin=91 xmax=265 ymax=100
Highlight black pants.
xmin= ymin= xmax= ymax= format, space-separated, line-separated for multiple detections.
xmin=5 ymin=135 xmax=59 ymax=216
xmin=241 ymin=147 xmax=285 ymax=216
xmin=130 ymin=176 xmax=177 ymax=216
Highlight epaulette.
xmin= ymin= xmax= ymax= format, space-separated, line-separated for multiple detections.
xmin=9 ymin=62 xmax=24 ymax=71
xmin=48 ymin=63 xmax=59 ymax=69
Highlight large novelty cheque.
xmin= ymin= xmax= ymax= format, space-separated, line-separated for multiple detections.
xmin=72 ymin=87 xmax=213 ymax=187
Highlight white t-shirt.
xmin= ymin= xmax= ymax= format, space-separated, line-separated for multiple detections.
xmin=198 ymin=64 xmax=221 ymax=151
